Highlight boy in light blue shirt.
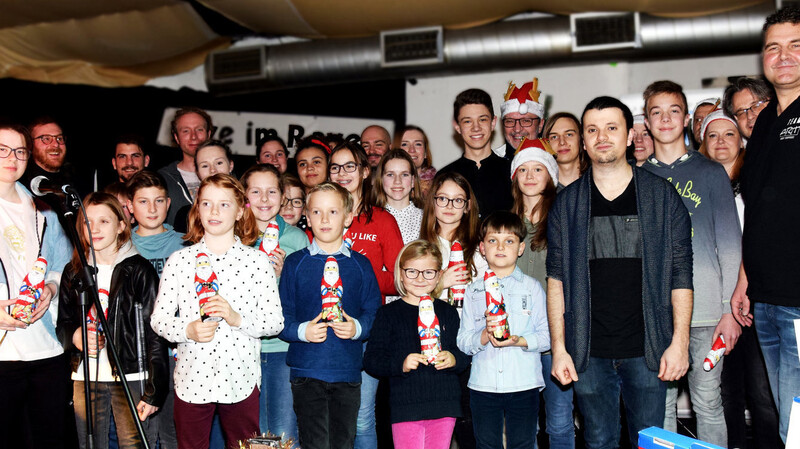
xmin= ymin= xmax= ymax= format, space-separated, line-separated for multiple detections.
xmin=457 ymin=211 xmax=549 ymax=449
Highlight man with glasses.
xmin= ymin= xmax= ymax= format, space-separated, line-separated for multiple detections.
xmin=440 ymin=88 xmax=512 ymax=218
xmin=20 ymin=116 xmax=82 ymax=195
xmin=493 ymin=78 xmax=545 ymax=160
xmin=723 ymin=77 xmax=773 ymax=140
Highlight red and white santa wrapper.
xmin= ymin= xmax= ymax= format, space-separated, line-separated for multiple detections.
xmin=195 ymin=253 xmax=222 ymax=322
xmin=447 ymin=241 xmax=466 ymax=308
xmin=703 ymin=335 xmax=727 ymax=371
xmin=343 ymin=226 xmax=355 ymax=251
xmin=484 ymin=269 xmax=510 ymax=341
xmin=417 ymin=295 xmax=441 ymax=364
xmin=11 ymin=257 xmax=47 ymax=324
xmin=321 ymin=256 xmax=344 ymax=322
xmin=86 ymin=288 xmax=110 ymax=358
xmin=259 ymin=220 xmax=281 ymax=256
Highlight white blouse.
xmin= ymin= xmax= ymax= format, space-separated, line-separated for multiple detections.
xmin=385 ymin=204 xmax=423 ymax=245
xmin=151 ymin=239 xmax=283 ymax=404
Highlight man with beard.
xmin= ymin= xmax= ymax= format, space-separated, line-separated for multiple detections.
xmin=20 ymin=117 xmax=85 ymax=195
xmin=112 ymin=134 xmax=150 ymax=183
xmin=493 ymin=78 xmax=545 ymax=160
xmin=360 ymin=125 xmax=391 ymax=168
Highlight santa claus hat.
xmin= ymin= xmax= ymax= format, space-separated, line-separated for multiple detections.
xmin=700 ymin=109 xmax=738 ymax=139
xmin=266 ymin=220 xmax=279 ymax=234
xmin=693 ymin=98 xmax=720 ymax=116
xmin=484 ymin=269 xmax=496 ymax=283
xmin=510 ymin=137 xmax=559 ymax=185
xmin=500 ymin=78 xmax=544 ymax=118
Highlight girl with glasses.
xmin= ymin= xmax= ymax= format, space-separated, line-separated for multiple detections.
xmin=364 ymin=240 xmax=468 ymax=449
xmin=420 ymin=172 xmax=486 ymax=305
xmin=278 ymin=173 xmax=306 ymax=228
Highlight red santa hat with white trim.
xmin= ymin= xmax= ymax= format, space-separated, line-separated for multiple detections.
xmin=501 ymin=78 xmax=545 ymax=118
xmin=510 ymin=137 xmax=559 ymax=185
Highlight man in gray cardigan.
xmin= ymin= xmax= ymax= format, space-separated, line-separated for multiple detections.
xmin=546 ymin=96 xmax=693 ymax=449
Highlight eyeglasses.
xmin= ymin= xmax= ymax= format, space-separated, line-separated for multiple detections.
xmin=502 ymin=117 xmax=539 ymax=128
xmin=434 ymin=196 xmax=467 ymax=209
xmin=0 ymin=144 xmax=30 ymax=160
xmin=34 ymin=134 xmax=65 ymax=146
xmin=283 ymin=197 xmax=304 ymax=208
xmin=402 ymin=268 xmax=439 ymax=280
xmin=733 ymin=100 xmax=768 ymax=120
xmin=329 ymin=162 xmax=360 ymax=174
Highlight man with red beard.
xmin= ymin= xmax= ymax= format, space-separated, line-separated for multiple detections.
xmin=20 ymin=117 xmax=85 ymax=195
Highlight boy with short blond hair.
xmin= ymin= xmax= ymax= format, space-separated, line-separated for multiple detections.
xmin=279 ymin=182 xmax=381 ymax=449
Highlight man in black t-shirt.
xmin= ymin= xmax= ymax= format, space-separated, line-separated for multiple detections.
xmin=733 ymin=6 xmax=800 ymax=443
xmin=547 ymin=96 xmax=693 ymax=449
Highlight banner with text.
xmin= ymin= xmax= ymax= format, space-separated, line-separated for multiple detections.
xmin=157 ymin=107 xmax=395 ymax=156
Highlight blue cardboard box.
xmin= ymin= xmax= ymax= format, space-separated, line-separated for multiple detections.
xmin=638 ymin=427 xmax=725 ymax=449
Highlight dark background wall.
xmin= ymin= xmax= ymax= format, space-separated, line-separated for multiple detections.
xmin=0 ymin=77 xmax=406 ymax=188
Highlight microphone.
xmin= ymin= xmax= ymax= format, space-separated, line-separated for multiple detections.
xmin=30 ymin=175 xmax=77 ymax=197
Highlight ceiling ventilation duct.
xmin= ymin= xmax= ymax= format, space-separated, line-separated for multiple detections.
xmin=205 ymin=3 xmax=772 ymax=95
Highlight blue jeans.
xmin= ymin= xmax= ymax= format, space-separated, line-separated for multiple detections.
xmin=572 ymin=356 xmax=666 ymax=449
xmin=260 ymin=351 xmax=298 ymax=440
xmin=664 ymin=326 xmax=727 ymax=447
xmin=470 ymin=388 xmax=539 ymax=449
xmin=754 ymin=302 xmax=800 ymax=442
xmin=354 ymin=369 xmax=379 ymax=449
xmin=541 ymin=353 xmax=575 ymax=449
xmin=74 ymin=381 xmax=150 ymax=448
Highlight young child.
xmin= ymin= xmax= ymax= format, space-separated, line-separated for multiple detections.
xmin=364 ymin=240 xmax=468 ymax=449
xmin=150 ymin=173 xmax=283 ymax=449
xmin=279 ymin=182 xmax=381 ymax=449
xmin=279 ymin=173 xmax=306 ymax=227
xmin=57 ymin=193 xmax=169 ymax=449
xmin=329 ymin=141 xmax=403 ymax=448
xmin=241 ymin=164 xmax=309 ymax=440
xmin=126 ymin=170 xmax=187 ymax=447
xmin=374 ymin=149 xmax=424 ymax=245
xmin=457 ymin=211 xmax=550 ymax=449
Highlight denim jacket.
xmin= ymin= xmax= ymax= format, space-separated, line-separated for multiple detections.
xmin=457 ymin=266 xmax=550 ymax=393
xmin=546 ymin=167 xmax=693 ymax=373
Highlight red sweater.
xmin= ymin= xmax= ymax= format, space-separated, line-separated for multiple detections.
xmin=348 ymin=208 xmax=403 ymax=300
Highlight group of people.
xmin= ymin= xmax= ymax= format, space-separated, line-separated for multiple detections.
xmin=2 ymin=6 xmax=800 ymax=449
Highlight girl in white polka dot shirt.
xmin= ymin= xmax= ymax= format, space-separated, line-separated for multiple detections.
xmin=150 ymin=174 xmax=284 ymax=449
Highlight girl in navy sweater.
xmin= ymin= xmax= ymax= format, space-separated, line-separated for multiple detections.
xmin=364 ymin=240 xmax=468 ymax=449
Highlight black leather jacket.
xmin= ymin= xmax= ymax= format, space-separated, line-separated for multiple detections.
xmin=57 ymin=254 xmax=169 ymax=408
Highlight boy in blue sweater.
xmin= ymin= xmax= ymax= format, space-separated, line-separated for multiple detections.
xmin=457 ymin=211 xmax=550 ymax=449
xmin=279 ymin=182 xmax=381 ymax=449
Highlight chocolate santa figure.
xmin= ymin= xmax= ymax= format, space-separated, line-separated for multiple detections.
xmin=195 ymin=253 xmax=222 ymax=322
xmin=417 ymin=295 xmax=441 ymax=364
xmin=259 ymin=220 xmax=280 ymax=256
xmin=86 ymin=288 xmax=110 ymax=358
xmin=484 ymin=269 xmax=510 ymax=341
xmin=342 ymin=226 xmax=354 ymax=251
xmin=11 ymin=257 xmax=47 ymax=324
xmin=447 ymin=241 xmax=466 ymax=308
xmin=703 ymin=335 xmax=726 ymax=371
xmin=320 ymin=256 xmax=344 ymax=323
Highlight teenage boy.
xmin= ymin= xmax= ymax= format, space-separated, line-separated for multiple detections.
xmin=127 ymin=171 xmax=187 ymax=277
xmin=642 ymin=80 xmax=741 ymax=447
xmin=125 ymin=170 xmax=185 ymax=448
xmin=440 ymin=89 xmax=513 ymax=218
xmin=457 ymin=211 xmax=549 ymax=449
xmin=279 ymin=182 xmax=381 ymax=449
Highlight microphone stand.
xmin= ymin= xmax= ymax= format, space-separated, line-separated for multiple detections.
xmin=57 ymin=188 xmax=150 ymax=449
